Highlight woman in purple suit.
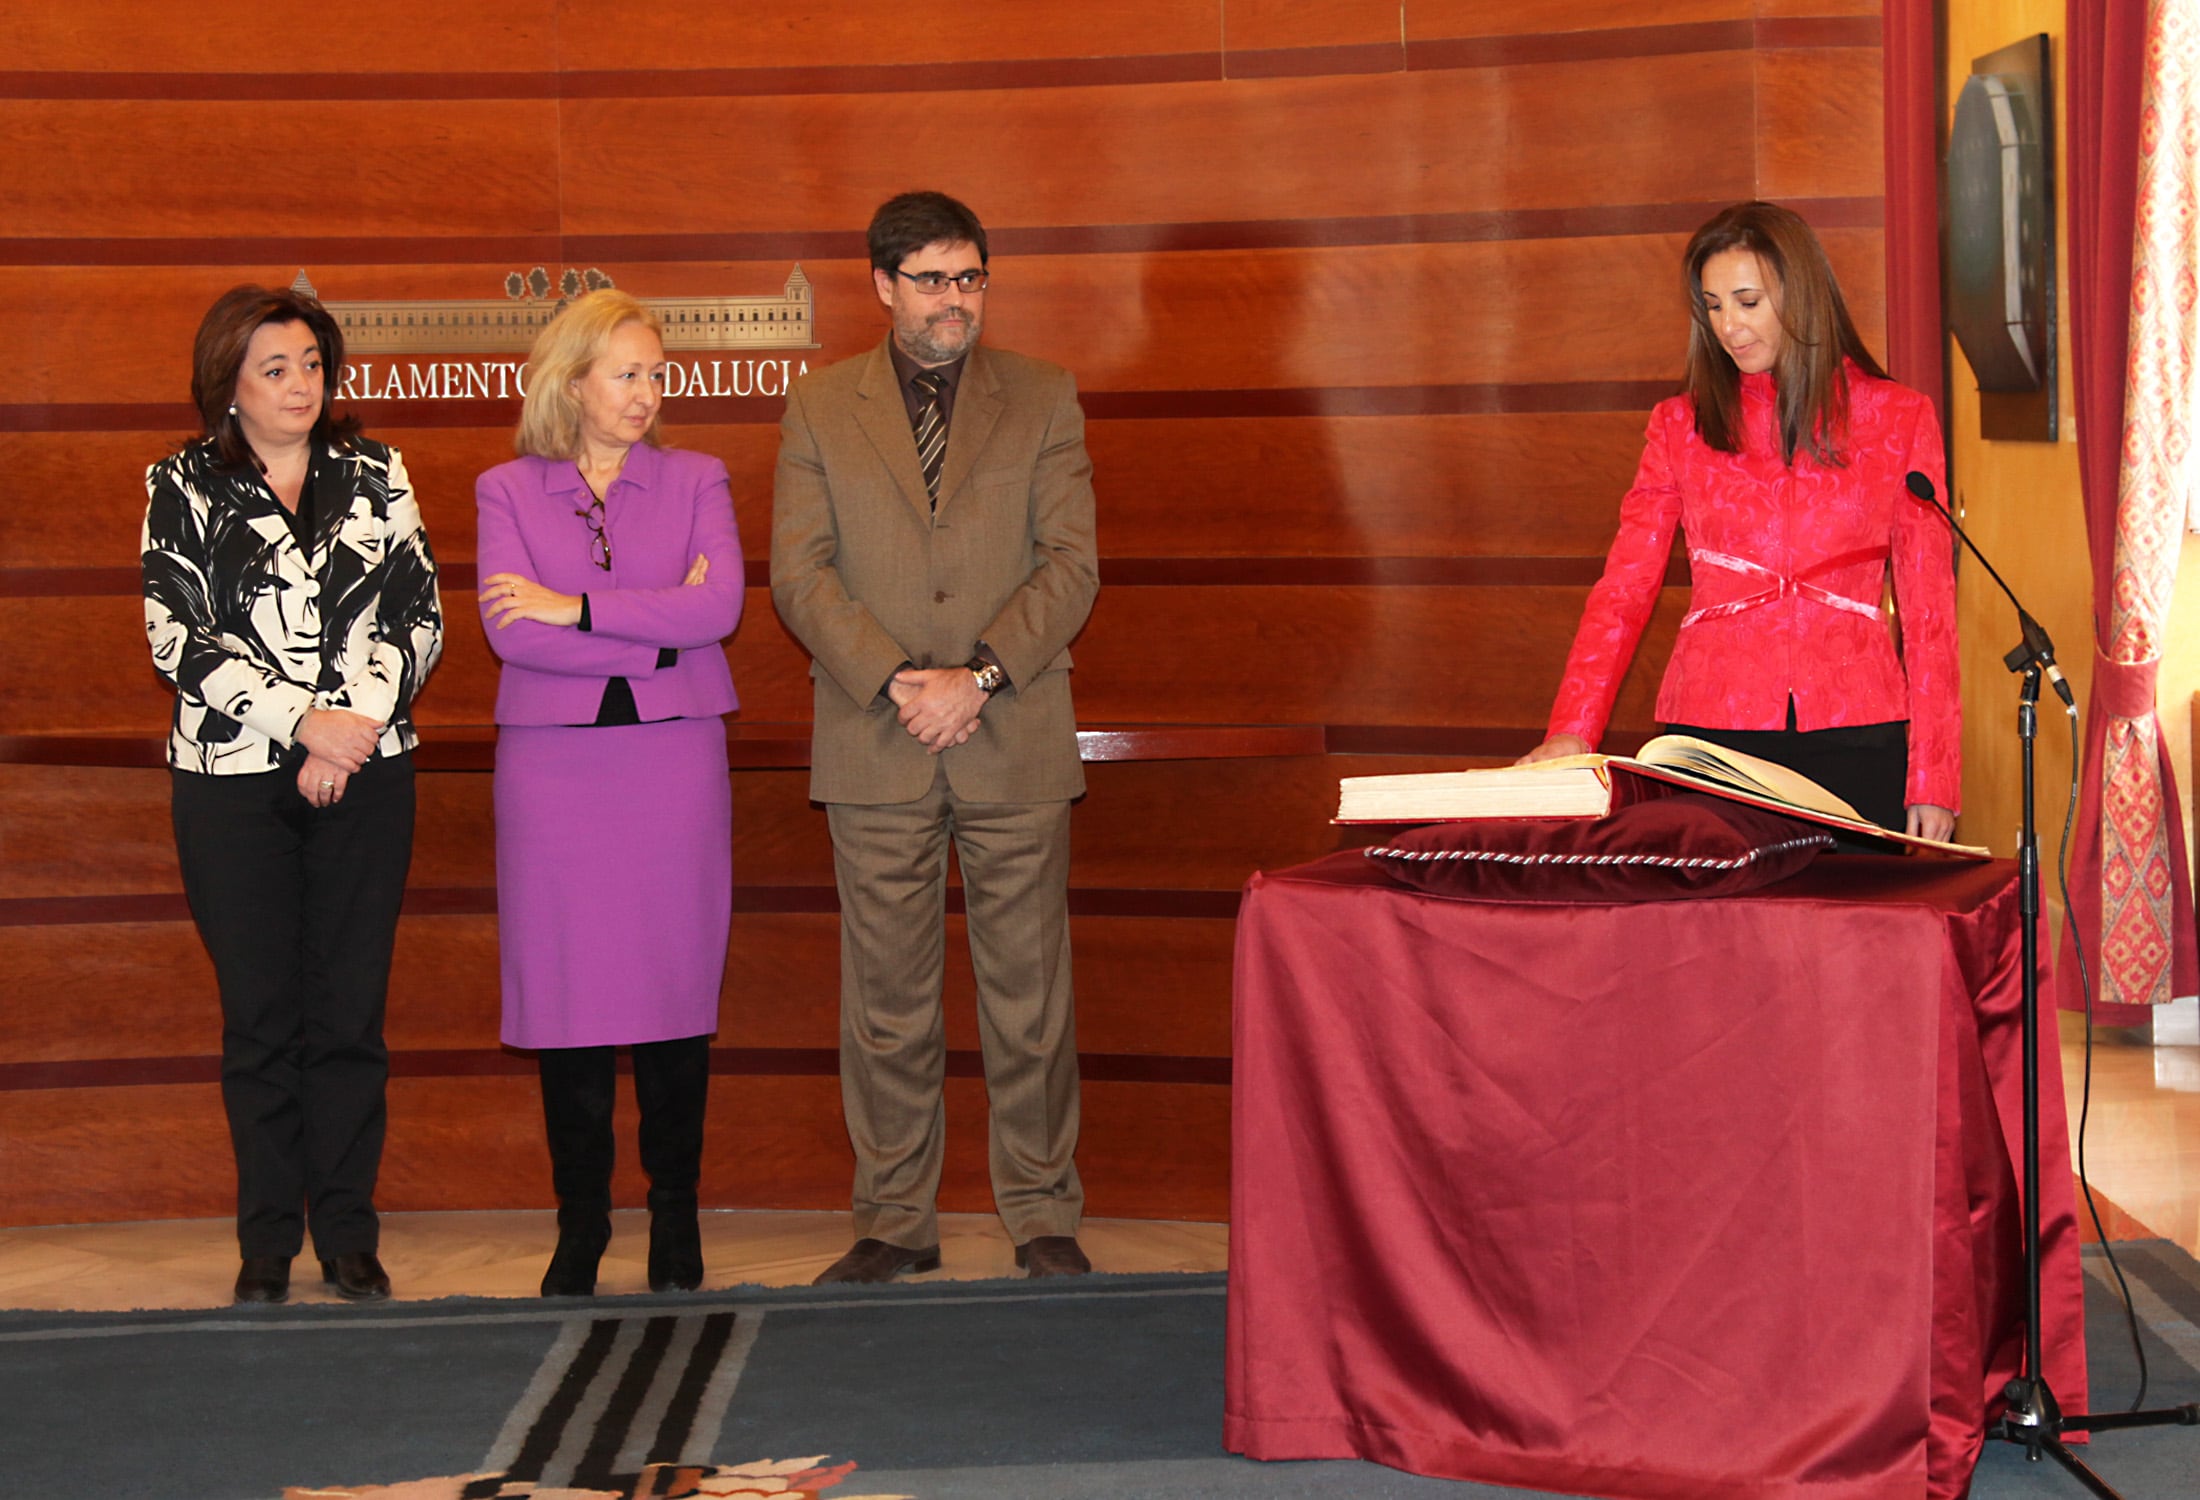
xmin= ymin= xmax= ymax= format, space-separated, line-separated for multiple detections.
xmin=477 ymin=290 xmax=743 ymax=1296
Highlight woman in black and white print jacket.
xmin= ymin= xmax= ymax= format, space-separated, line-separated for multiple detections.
xmin=141 ymin=284 xmax=442 ymax=1306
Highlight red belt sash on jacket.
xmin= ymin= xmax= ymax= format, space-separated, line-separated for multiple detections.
xmin=1680 ymin=545 xmax=1890 ymax=628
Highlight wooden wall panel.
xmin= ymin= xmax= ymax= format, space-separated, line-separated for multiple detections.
xmin=8 ymin=240 xmax=1710 ymax=409
xmin=904 ymin=240 xmax=1691 ymax=393
xmin=0 ymin=906 xmax=1240 ymax=1068
xmin=0 ymin=2 xmax=560 ymax=73
xmin=2 ymin=580 xmax=1681 ymax=738
xmin=1410 ymin=0 xmax=1752 ymax=35
xmin=3 ymin=911 xmax=1237 ymax=1066
xmin=0 ymin=1069 xmax=1232 ymax=1226
xmin=1070 ymin=586 xmax=1680 ymax=729
xmin=2 ymin=2 xmax=1886 ymax=1231
xmin=0 ymin=765 xmax=182 ymax=898
xmin=3 ymin=232 xmax=1883 ymax=412
xmin=1226 ymin=0 xmax=1400 ymax=52
xmin=0 ymin=596 xmax=203 ymax=735
xmin=553 ymin=0 xmax=1222 ymax=72
xmin=8 ymin=414 xmax=1655 ymax=572
xmin=0 ymin=753 xmax=1473 ymax=909
xmin=1756 ymin=0 xmax=1878 ymax=18
xmin=1087 ymin=413 xmax=1656 ymax=557
xmin=1 ymin=103 xmax=561 ymax=239
xmin=0 ymin=1085 xmax=236 ymax=1224
xmin=556 ymin=57 xmax=1755 ymax=236
xmin=1755 ymin=48 xmax=1885 ymax=202
xmin=0 ymin=922 xmax=217 ymax=1058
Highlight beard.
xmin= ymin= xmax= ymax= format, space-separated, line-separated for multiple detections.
xmin=899 ymin=306 xmax=981 ymax=366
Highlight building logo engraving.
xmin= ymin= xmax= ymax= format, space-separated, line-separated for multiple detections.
xmin=293 ymin=268 xmax=818 ymax=403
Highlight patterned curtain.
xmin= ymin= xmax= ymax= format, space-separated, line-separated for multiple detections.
xmin=2062 ymin=0 xmax=2200 ymax=1016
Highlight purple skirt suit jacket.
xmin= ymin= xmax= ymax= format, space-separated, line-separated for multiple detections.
xmin=476 ymin=444 xmax=742 ymax=723
xmin=476 ymin=443 xmax=743 ymax=1049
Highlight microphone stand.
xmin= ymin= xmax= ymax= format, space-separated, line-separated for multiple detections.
xmin=1904 ymin=473 xmax=2198 ymax=1497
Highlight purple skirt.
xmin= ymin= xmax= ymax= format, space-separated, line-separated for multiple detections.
xmin=494 ymin=717 xmax=730 ymax=1049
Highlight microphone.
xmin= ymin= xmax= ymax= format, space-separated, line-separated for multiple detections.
xmin=1903 ymin=471 xmax=2076 ymax=710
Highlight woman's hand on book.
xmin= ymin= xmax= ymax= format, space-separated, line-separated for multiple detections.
xmin=1906 ymin=803 xmax=1955 ymax=842
xmin=1516 ymin=733 xmax=1591 ymax=767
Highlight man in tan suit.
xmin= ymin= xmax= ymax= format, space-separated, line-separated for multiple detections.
xmin=771 ymin=191 xmax=1100 ymax=1283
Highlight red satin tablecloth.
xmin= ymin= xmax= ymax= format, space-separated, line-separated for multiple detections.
xmin=1224 ymin=852 xmax=2086 ymax=1500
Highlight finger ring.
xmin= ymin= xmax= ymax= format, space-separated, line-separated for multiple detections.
xmin=320 ymin=779 xmax=335 ymax=788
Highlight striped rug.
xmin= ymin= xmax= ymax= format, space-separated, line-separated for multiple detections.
xmin=5 ymin=1256 xmax=2194 ymax=1499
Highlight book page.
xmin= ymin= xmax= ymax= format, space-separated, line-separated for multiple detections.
xmin=1631 ymin=734 xmax=1864 ymax=822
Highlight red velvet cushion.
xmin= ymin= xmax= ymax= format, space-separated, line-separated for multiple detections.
xmin=1363 ymin=792 xmax=1834 ymax=904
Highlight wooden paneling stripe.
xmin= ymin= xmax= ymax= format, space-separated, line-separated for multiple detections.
xmin=0 ymin=197 xmax=1882 ymax=268
xmin=0 ymin=725 xmax=1331 ymax=770
xmin=0 ymin=381 xmax=1682 ymax=434
xmin=1755 ymin=17 xmax=1883 ymax=48
xmin=1225 ymin=43 xmax=1403 ymax=79
xmin=1406 ymin=16 xmax=1877 ymax=70
xmin=0 ymin=71 xmax=568 ymax=99
xmin=0 ymin=18 xmax=1882 ymax=103
xmin=0 ymin=884 xmax=1245 ymax=928
xmin=3 ymin=554 xmax=1693 ymax=599
xmin=0 ymin=1047 xmax=1231 ymax=1092
xmin=0 ymin=235 xmax=574 ymax=267
xmin=1083 ymin=382 xmax=1680 ymax=420
xmin=0 ymin=402 xmax=197 ymax=432
xmin=1410 ymin=20 xmax=1750 ymax=68
xmin=1094 ymin=556 xmax=1691 ymax=587
xmin=0 ymin=57 xmax=1220 ymax=102
xmin=0 ymin=725 xmax=1601 ymax=769
xmin=1324 ymin=724 xmax=1654 ymax=757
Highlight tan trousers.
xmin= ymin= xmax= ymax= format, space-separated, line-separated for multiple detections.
xmin=825 ymin=763 xmax=1083 ymax=1249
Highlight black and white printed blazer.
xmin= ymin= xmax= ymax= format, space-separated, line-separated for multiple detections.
xmin=141 ymin=436 xmax=444 ymax=775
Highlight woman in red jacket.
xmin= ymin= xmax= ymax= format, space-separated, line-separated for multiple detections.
xmin=1522 ymin=201 xmax=1958 ymax=841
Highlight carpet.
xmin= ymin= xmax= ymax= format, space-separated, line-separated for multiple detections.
xmin=3 ymin=1246 xmax=2195 ymax=1499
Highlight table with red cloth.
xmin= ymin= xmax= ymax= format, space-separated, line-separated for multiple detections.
xmin=1224 ymin=851 xmax=2087 ymax=1500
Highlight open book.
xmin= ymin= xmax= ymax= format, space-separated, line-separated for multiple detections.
xmin=1335 ymin=734 xmax=1989 ymax=857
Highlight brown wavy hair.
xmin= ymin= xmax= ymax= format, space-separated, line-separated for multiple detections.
xmin=1680 ymin=201 xmax=1886 ymax=466
xmin=189 ymin=284 xmax=360 ymax=471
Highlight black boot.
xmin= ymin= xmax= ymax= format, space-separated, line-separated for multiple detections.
xmin=541 ymin=1203 xmax=612 ymax=1297
xmin=645 ymin=1187 xmax=703 ymax=1293
xmin=538 ymin=1047 xmax=616 ymax=1297
xmin=635 ymin=1035 xmax=710 ymax=1293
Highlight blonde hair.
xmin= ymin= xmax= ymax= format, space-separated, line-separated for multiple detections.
xmin=513 ymin=290 xmax=667 ymax=459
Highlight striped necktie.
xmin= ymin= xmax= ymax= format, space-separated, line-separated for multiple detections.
xmin=911 ymin=370 xmax=947 ymax=510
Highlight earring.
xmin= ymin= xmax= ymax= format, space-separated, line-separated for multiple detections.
xmin=227 ymin=404 xmax=237 ymax=416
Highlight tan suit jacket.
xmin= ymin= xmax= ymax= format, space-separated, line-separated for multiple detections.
xmin=771 ymin=338 xmax=1099 ymax=805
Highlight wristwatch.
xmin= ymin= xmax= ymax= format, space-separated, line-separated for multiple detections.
xmin=966 ymin=656 xmax=1006 ymax=696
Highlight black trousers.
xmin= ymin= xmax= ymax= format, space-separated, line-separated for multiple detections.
xmin=1665 ymin=709 xmax=1909 ymax=837
xmin=171 ymin=754 xmax=414 ymax=1259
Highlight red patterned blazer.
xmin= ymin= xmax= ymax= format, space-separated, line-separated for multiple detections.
xmin=1547 ymin=363 xmax=1960 ymax=811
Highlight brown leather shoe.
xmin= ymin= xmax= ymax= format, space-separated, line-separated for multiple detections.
xmin=234 ymin=1255 xmax=291 ymax=1304
xmin=811 ymin=1237 xmax=942 ymax=1285
xmin=1014 ymin=1235 xmax=1091 ymax=1278
xmin=319 ymin=1251 xmax=392 ymax=1301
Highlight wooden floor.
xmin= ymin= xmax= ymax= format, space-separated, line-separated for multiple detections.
xmin=2058 ymin=1002 xmax=2200 ymax=1255
xmin=2 ymin=1006 xmax=2191 ymax=1312
xmin=0 ymin=1209 xmax=1231 ymax=1311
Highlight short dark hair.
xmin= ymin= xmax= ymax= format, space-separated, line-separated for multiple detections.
xmin=189 ymin=283 xmax=360 ymax=470
xmin=867 ymin=191 xmax=988 ymax=275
